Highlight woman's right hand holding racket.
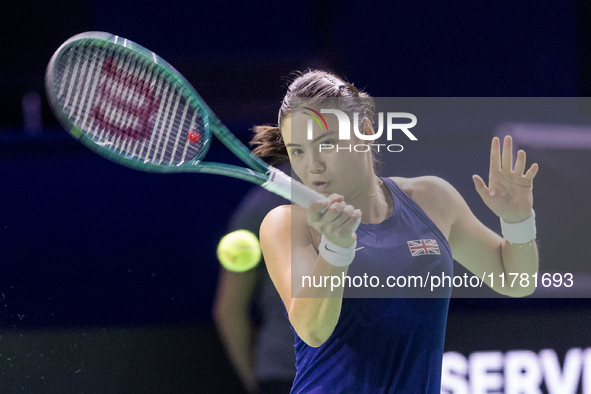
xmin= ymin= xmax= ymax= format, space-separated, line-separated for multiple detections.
xmin=307 ymin=194 xmax=362 ymax=248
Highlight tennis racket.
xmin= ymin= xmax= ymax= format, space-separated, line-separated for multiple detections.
xmin=45 ymin=31 xmax=329 ymax=209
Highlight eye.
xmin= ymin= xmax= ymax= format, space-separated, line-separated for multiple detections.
xmin=290 ymin=148 xmax=304 ymax=156
xmin=322 ymin=139 xmax=336 ymax=145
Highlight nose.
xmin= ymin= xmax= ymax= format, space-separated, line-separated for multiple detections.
xmin=308 ymin=150 xmax=325 ymax=174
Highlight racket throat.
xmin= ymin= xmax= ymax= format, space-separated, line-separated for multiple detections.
xmin=263 ymin=166 xmax=329 ymax=209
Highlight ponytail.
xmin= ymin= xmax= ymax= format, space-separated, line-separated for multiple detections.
xmin=250 ymin=124 xmax=289 ymax=163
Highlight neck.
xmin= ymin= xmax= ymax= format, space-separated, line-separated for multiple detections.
xmin=346 ymin=176 xmax=392 ymax=224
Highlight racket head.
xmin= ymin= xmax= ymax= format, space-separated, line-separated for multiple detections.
xmin=45 ymin=31 xmax=214 ymax=172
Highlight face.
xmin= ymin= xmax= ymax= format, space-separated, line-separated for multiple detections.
xmin=281 ymin=110 xmax=375 ymax=198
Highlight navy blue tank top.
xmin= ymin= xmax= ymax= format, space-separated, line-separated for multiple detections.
xmin=290 ymin=177 xmax=453 ymax=393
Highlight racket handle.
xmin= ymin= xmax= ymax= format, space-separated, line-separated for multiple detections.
xmin=263 ymin=166 xmax=330 ymax=209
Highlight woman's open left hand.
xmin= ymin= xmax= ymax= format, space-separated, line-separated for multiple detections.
xmin=472 ymin=136 xmax=539 ymax=223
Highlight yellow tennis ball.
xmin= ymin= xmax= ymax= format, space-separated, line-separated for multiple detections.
xmin=216 ymin=230 xmax=262 ymax=272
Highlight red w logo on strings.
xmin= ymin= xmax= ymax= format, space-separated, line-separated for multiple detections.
xmin=91 ymin=57 xmax=158 ymax=141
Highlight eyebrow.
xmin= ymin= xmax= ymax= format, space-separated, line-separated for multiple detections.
xmin=285 ymin=131 xmax=338 ymax=147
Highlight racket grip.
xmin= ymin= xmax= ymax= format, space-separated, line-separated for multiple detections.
xmin=263 ymin=166 xmax=330 ymax=208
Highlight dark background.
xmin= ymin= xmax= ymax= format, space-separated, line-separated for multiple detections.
xmin=1 ymin=1 xmax=591 ymax=393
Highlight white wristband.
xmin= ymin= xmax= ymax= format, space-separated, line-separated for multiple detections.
xmin=500 ymin=209 xmax=536 ymax=244
xmin=318 ymin=235 xmax=356 ymax=267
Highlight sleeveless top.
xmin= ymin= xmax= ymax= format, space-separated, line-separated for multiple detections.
xmin=290 ymin=177 xmax=453 ymax=393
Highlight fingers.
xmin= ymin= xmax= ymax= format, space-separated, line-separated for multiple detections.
xmin=494 ymin=135 xmax=538 ymax=182
xmin=472 ymin=174 xmax=490 ymax=203
xmin=513 ymin=149 xmax=526 ymax=175
xmin=494 ymin=135 xmax=522 ymax=173
xmin=307 ymin=194 xmax=361 ymax=243
xmin=514 ymin=148 xmax=538 ymax=182
xmin=351 ymin=210 xmax=362 ymax=233
xmin=319 ymin=202 xmax=358 ymax=235
xmin=321 ymin=200 xmax=350 ymax=225
xmin=308 ymin=194 xmax=346 ymax=224
xmin=524 ymin=163 xmax=539 ymax=182
xmin=490 ymin=136 xmax=502 ymax=172
xmin=501 ymin=135 xmax=513 ymax=171
xmin=309 ymin=194 xmax=343 ymax=217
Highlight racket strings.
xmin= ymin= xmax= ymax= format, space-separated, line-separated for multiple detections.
xmin=52 ymin=40 xmax=207 ymax=166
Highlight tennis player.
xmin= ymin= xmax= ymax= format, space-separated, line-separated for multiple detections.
xmin=251 ymin=70 xmax=539 ymax=393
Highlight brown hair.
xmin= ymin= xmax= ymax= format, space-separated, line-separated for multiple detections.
xmin=250 ymin=69 xmax=376 ymax=164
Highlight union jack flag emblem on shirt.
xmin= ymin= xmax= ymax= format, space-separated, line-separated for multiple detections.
xmin=407 ymin=239 xmax=441 ymax=257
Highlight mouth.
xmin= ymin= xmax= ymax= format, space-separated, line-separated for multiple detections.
xmin=311 ymin=180 xmax=330 ymax=192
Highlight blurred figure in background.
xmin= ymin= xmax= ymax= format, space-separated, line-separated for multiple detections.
xmin=213 ymin=164 xmax=296 ymax=394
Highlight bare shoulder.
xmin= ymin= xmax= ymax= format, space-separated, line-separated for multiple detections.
xmin=260 ymin=204 xmax=319 ymax=250
xmin=260 ymin=204 xmax=309 ymax=238
xmin=260 ymin=204 xmax=292 ymax=236
xmin=390 ymin=175 xmax=457 ymax=201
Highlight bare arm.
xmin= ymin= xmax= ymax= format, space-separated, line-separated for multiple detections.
xmin=260 ymin=196 xmax=361 ymax=347
xmin=449 ymin=136 xmax=539 ymax=297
